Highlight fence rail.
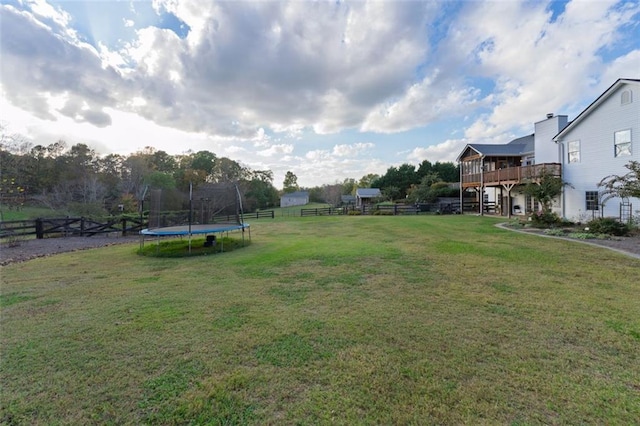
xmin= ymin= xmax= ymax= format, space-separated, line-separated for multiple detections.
xmin=0 ymin=217 xmax=147 ymax=239
xmin=299 ymin=202 xmax=465 ymax=217
xmin=0 ymin=210 xmax=276 ymax=240
xmin=213 ymin=210 xmax=275 ymax=222
xmin=300 ymin=207 xmax=347 ymax=217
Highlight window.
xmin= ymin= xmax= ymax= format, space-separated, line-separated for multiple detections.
xmin=621 ymin=90 xmax=632 ymax=105
xmin=585 ymin=191 xmax=599 ymax=211
xmin=567 ymin=140 xmax=580 ymax=163
xmin=614 ymin=129 xmax=632 ymax=157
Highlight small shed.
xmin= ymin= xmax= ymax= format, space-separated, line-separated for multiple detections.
xmin=280 ymin=191 xmax=309 ymax=207
xmin=355 ymin=188 xmax=382 ymax=207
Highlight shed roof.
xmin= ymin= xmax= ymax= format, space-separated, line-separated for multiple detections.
xmin=356 ymin=188 xmax=381 ymax=198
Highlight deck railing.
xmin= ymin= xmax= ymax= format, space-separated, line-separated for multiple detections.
xmin=462 ymin=163 xmax=561 ymax=187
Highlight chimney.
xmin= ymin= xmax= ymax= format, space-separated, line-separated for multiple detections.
xmin=546 ymin=113 xmax=554 ymax=119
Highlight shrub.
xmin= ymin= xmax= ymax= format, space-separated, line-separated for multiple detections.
xmin=567 ymin=232 xmax=597 ymax=240
xmin=529 ymin=210 xmax=561 ymax=228
xmin=373 ymin=210 xmax=394 ymax=216
xmin=543 ymin=228 xmax=567 ymax=236
xmin=585 ymin=218 xmax=631 ymax=236
xmin=347 ymin=210 xmax=362 ymax=216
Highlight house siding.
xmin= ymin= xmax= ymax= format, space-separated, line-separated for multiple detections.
xmin=556 ymin=83 xmax=640 ymax=220
xmin=534 ymin=115 xmax=568 ymax=164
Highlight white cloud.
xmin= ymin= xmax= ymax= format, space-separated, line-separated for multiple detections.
xmin=256 ymin=144 xmax=294 ymax=157
xmin=1 ymin=0 xmax=638 ymax=188
xmin=332 ymin=142 xmax=374 ymax=157
xmin=449 ymin=0 xmax=640 ymax=141
xmin=407 ymin=139 xmax=468 ymax=164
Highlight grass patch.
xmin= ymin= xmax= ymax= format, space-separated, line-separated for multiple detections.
xmin=0 ymin=292 xmax=36 ymax=308
xmin=138 ymin=236 xmax=250 ymax=257
xmin=0 ymin=205 xmax=61 ymax=221
xmin=1 ymin=215 xmax=639 ymax=424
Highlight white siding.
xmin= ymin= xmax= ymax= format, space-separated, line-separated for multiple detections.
xmin=556 ymin=83 xmax=640 ymax=220
xmin=534 ymin=115 xmax=568 ymax=164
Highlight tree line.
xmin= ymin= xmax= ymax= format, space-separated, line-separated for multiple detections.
xmin=0 ymin=139 xmax=280 ymax=216
xmin=1 ymin=129 xmax=460 ymax=216
xmin=283 ymin=161 xmax=460 ymax=205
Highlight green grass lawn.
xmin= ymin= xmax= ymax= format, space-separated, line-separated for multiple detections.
xmin=0 ymin=205 xmax=60 ymax=221
xmin=1 ymin=215 xmax=639 ymax=424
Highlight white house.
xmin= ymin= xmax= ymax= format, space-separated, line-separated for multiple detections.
xmin=457 ymin=78 xmax=639 ymax=221
xmin=280 ymin=191 xmax=309 ymax=208
xmin=553 ymin=78 xmax=639 ymax=221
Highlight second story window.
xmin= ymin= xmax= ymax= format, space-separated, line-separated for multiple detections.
xmin=568 ymin=140 xmax=580 ymax=163
xmin=614 ymin=129 xmax=632 ymax=157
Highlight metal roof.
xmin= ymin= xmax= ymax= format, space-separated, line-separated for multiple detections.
xmin=463 ymin=134 xmax=534 ymax=158
xmin=356 ymin=188 xmax=381 ymax=197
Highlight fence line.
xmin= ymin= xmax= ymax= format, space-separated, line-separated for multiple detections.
xmin=0 ymin=210 xmax=276 ymax=240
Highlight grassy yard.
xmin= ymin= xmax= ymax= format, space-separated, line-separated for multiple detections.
xmin=0 ymin=205 xmax=60 ymax=221
xmin=1 ymin=215 xmax=639 ymax=424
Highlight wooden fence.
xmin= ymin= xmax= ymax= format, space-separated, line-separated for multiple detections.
xmin=0 ymin=217 xmax=147 ymax=239
xmin=300 ymin=207 xmax=348 ymax=217
xmin=0 ymin=210 xmax=275 ymax=240
xmin=300 ymin=202 xmax=464 ymax=217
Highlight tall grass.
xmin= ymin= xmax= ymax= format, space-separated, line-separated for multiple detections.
xmin=1 ymin=215 xmax=639 ymax=424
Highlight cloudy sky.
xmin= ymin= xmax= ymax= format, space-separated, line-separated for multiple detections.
xmin=1 ymin=0 xmax=639 ymax=188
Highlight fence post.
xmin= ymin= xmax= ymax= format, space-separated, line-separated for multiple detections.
xmin=35 ymin=218 xmax=44 ymax=239
xmin=122 ymin=218 xmax=127 ymax=236
xmin=80 ymin=217 xmax=85 ymax=236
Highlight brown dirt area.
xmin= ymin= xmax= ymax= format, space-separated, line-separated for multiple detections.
xmin=0 ymin=235 xmax=140 ymax=266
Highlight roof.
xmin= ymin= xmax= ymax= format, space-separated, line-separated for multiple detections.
xmin=554 ymin=78 xmax=640 ymax=141
xmin=457 ymin=134 xmax=534 ymax=161
xmin=281 ymin=191 xmax=309 ymax=198
xmin=356 ymin=188 xmax=381 ymax=198
xmin=341 ymin=195 xmax=356 ymax=202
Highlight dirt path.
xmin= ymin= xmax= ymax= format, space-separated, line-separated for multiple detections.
xmin=497 ymin=224 xmax=640 ymax=260
xmin=0 ymin=235 xmax=140 ymax=266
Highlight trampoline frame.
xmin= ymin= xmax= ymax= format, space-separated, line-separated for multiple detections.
xmin=140 ymin=223 xmax=249 ymax=236
xmin=139 ymin=223 xmax=251 ymax=253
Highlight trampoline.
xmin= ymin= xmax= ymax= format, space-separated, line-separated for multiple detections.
xmin=140 ymin=223 xmax=249 ymax=236
xmin=138 ymin=181 xmax=251 ymax=254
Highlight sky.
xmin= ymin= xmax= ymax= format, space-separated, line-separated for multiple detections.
xmin=1 ymin=0 xmax=639 ymax=189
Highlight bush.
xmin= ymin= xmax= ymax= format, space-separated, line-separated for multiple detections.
xmin=67 ymin=202 xmax=109 ymax=217
xmin=347 ymin=210 xmax=362 ymax=216
xmin=585 ymin=218 xmax=631 ymax=236
xmin=529 ymin=210 xmax=561 ymax=228
xmin=543 ymin=228 xmax=567 ymax=236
